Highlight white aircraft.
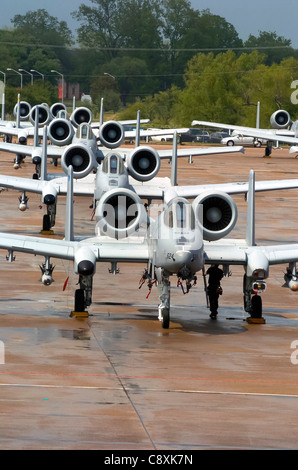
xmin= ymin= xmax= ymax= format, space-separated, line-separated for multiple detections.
xmin=0 ymin=163 xmax=298 ymax=328
xmin=0 ymin=114 xmax=245 ymax=231
xmin=0 ymin=96 xmax=70 ymax=144
xmin=192 ymin=109 xmax=298 ymax=156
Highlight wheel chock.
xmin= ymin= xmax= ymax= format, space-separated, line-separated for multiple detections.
xmin=70 ymin=311 xmax=89 ymax=319
xmin=246 ymin=316 xmax=266 ymax=324
xmin=41 ymin=230 xmax=54 ymax=235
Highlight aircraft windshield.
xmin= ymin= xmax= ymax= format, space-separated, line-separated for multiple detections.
xmin=102 ymin=153 xmax=125 ymax=175
xmin=164 ymin=200 xmax=195 ymax=230
xmin=76 ymin=123 xmax=93 ymax=140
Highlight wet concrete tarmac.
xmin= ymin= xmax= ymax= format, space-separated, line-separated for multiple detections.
xmin=1 ymin=144 xmax=298 ymax=449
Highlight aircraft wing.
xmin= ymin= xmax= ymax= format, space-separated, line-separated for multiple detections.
xmin=0 ymin=125 xmax=44 ymax=138
xmin=191 ymin=120 xmax=298 ymax=145
xmin=192 ymin=120 xmax=246 ymax=132
xmin=157 ymin=145 xmax=244 ymax=159
xmin=164 ymin=178 xmax=298 ymax=200
xmin=0 ymin=232 xmax=150 ymax=263
xmin=0 ymin=141 xmax=63 ymax=158
xmin=125 ymin=128 xmax=189 ymax=138
xmin=204 ymin=241 xmax=298 ymax=266
xmin=0 ymin=173 xmax=96 ymax=197
xmin=235 ymin=128 xmax=298 ymax=145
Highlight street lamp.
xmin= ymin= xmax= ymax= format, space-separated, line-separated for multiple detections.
xmin=18 ymin=69 xmax=33 ymax=86
xmin=0 ymin=71 xmax=6 ymax=87
xmin=104 ymin=72 xmax=116 ymax=80
xmin=7 ymin=68 xmax=23 ymax=89
xmin=30 ymin=69 xmax=44 ymax=81
xmin=51 ymin=69 xmax=64 ymax=103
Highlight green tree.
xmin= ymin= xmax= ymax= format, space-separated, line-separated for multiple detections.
xmin=11 ymin=9 xmax=74 ymax=79
xmin=244 ymin=31 xmax=295 ymax=64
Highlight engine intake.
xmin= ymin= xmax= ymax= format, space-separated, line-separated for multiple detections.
xmin=98 ymin=121 xmax=124 ymax=148
xmin=70 ymin=107 xmax=92 ymax=127
xmin=270 ymin=110 xmax=292 ymax=129
xmin=48 ymin=118 xmax=75 ymax=146
xmin=127 ymin=146 xmax=160 ymax=181
xmin=29 ymin=104 xmax=51 ymax=127
xmin=192 ymin=191 xmax=238 ymax=241
xmin=95 ymin=188 xmax=147 ymax=239
xmin=61 ymin=144 xmax=97 ymax=178
xmin=50 ymin=102 xmax=67 ymax=118
xmin=13 ymin=101 xmax=31 ymax=121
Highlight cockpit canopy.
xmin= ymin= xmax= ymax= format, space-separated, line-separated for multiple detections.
xmin=75 ymin=123 xmax=94 ymax=140
xmin=164 ymin=199 xmax=195 ymax=230
xmin=102 ymin=152 xmax=125 ymax=175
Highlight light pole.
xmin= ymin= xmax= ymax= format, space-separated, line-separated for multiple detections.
xmin=104 ymin=72 xmax=116 ymax=80
xmin=18 ymin=69 xmax=33 ymax=86
xmin=0 ymin=71 xmax=6 ymax=87
xmin=30 ymin=69 xmax=44 ymax=81
xmin=7 ymin=68 xmax=23 ymax=89
xmin=51 ymin=69 xmax=64 ymax=103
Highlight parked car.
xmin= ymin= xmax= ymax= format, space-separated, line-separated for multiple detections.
xmin=209 ymin=132 xmax=230 ymax=143
xmin=221 ymin=134 xmax=266 ymax=147
xmin=179 ymin=129 xmax=210 ymax=144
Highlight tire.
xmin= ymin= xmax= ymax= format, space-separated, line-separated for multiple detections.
xmin=251 ymin=295 xmax=262 ymax=318
xmin=161 ymin=308 xmax=170 ymax=329
xmin=75 ymin=289 xmax=85 ymax=312
xmin=42 ymin=214 xmax=51 ymax=231
xmin=227 ymin=140 xmax=234 ymax=146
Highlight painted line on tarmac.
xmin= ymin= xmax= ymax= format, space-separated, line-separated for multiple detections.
xmin=0 ymin=382 xmax=298 ymax=400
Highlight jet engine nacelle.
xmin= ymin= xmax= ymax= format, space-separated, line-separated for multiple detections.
xmin=98 ymin=121 xmax=124 ymax=148
xmin=70 ymin=107 xmax=92 ymax=127
xmin=95 ymin=188 xmax=147 ymax=239
xmin=61 ymin=144 xmax=97 ymax=179
xmin=29 ymin=104 xmax=52 ymax=127
xmin=48 ymin=118 xmax=75 ymax=146
xmin=127 ymin=146 xmax=160 ymax=182
xmin=50 ymin=102 xmax=67 ymax=118
xmin=192 ymin=191 xmax=238 ymax=241
xmin=13 ymin=101 xmax=31 ymax=121
xmin=270 ymin=110 xmax=292 ymax=129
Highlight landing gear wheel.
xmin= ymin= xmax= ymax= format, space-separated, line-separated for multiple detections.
xmin=75 ymin=288 xmax=85 ymax=312
xmin=161 ymin=308 xmax=169 ymax=329
xmin=251 ymin=295 xmax=262 ymax=318
xmin=42 ymin=214 xmax=51 ymax=231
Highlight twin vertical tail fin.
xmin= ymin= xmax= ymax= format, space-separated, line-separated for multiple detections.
xmin=170 ymin=131 xmax=178 ymax=187
xmin=246 ymin=170 xmax=256 ymax=246
xmin=40 ymin=126 xmax=48 ymax=181
xmin=65 ymin=165 xmax=74 ymax=242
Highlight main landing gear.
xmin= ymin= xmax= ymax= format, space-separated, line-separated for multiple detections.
xmin=243 ymin=274 xmax=266 ymax=324
xmin=70 ymin=275 xmax=93 ymax=319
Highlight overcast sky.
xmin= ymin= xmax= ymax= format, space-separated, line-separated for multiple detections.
xmin=1 ymin=0 xmax=297 ymax=47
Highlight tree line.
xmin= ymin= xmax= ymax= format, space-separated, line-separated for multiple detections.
xmin=0 ymin=1 xmax=297 ymax=126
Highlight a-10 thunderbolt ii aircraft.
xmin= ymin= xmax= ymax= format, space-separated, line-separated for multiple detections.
xmin=0 ymin=136 xmax=298 ymax=327
xmin=0 ymin=106 xmax=245 ymax=232
xmin=192 ymin=108 xmax=298 ymax=157
xmin=0 ymin=95 xmax=188 ymax=169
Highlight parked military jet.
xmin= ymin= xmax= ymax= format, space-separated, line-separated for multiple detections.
xmin=0 ymin=162 xmax=298 ymax=328
xmin=0 ymin=115 xmax=245 ymax=232
xmin=192 ymin=109 xmax=298 ymax=156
